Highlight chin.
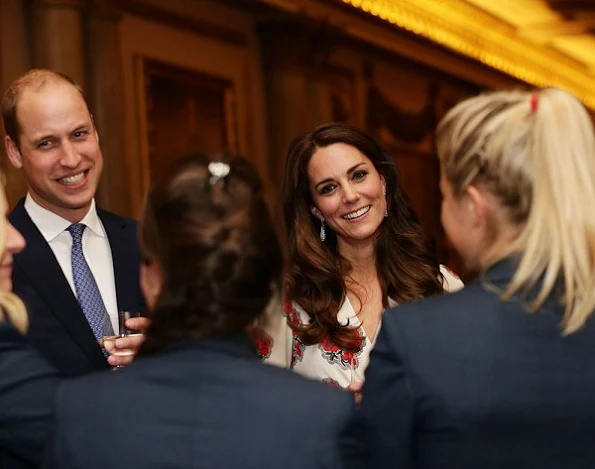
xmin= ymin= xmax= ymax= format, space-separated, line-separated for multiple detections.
xmin=63 ymin=194 xmax=94 ymax=209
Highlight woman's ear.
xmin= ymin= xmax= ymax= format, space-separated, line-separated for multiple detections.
xmin=140 ymin=260 xmax=162 ymax=311
xmin=311 ymin=206 xmax=324 ymax=221
xmin=465 ymin=185 xmax=487 ymax=227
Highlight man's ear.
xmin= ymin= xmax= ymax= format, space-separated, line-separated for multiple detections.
xmin=90 ymin=114 xmax=100 ymax=143
xmin=5 ymin=136 xmax=23 ymax=169
xmin=311 ymin=207 xmax=324 ymax=221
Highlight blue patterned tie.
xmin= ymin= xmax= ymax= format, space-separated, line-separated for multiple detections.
xmin=67 ymin=224 xmax=114 ymax=342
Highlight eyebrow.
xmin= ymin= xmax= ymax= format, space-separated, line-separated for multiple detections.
xmin=31 ymin=134 xmax=56 ymax=146
xmin=31 ymin=124 xmax=90 ymax=146
xmin=314 ymin=162 xmax=367 ymax=189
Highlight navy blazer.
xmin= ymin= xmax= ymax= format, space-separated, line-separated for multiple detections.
xmin=45 ymin=335 xmax=353 ymax=469
xmin=9 ymin=199 xmax=145 ymax=377
xmin=349 ymin=259 xmax=595 ymax=469
xmin=0 ymin=323 xmax=59 ymax=469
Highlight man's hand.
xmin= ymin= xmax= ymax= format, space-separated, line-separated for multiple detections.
xmin=101 ymin=317 xmax=151 ymax=367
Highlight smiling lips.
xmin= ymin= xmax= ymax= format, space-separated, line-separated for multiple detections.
xmin=342 ymin=205 xmax=371 ymax=220
xmin=58 ymin=170 xmax=86 ymax=185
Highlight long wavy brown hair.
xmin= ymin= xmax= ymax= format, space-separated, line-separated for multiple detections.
xmin=284 ymin=122 xmax=443 ymax=352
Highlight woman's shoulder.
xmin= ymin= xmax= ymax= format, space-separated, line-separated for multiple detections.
xmin=439 ymin=264 xmax=464 ymax=292
xmin=284 ymin=300 xmax=313 ymax=325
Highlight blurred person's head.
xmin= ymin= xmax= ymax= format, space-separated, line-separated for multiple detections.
xmin=284 ymin=122 xmax=442 ymax=351
xmin=0 ymin=177 xmax=28 ymax=332
xmin=139 ymin=154 xmax=283 ymax=354
xmin=2 ymin=69 xmax=101 ymax=223
xmin=437 ymin=87 xmax=595 ymax=334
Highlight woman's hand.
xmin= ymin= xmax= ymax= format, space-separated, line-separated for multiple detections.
xmin=347 ymin=380 xmax=363 ymax=405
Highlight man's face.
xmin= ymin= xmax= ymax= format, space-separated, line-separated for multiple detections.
xmin=5 ymin=81 xmax=103 ymax=222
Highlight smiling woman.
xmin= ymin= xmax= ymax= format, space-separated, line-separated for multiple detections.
xmin=261 ymin=122 xmax=463 ymax=391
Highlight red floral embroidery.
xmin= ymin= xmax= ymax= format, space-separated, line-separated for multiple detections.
xmin=322 ymin=378 xmax=341 ymax=388
xmin=284 ymin=301 xmax=306 ymax=368
xmin=318 ymin=334 xmax=362 ymax=370
xmin=252 ymin=327 xmax=273 ymax=360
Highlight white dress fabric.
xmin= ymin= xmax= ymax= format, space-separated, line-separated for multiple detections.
xmin=259 ymin=266 xmax=463 ymax=388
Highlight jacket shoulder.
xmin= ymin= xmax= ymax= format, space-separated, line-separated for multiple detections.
xmin=382 ymin=279 xmax=500 ymax=342
xmin=96 ymin=207 xmax=138 ymax=227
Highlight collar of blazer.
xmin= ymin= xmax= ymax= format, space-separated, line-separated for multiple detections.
xmin=9 ymin=198 xmax=141 ymax=367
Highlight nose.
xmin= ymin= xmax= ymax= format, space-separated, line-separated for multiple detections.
xmin=342 ymin=183 xmax=359 ymax=204
xmin=6 ymin=222 xmax=26 ymax=254
xmin=59 ymin=141 xmax=82 ymax=168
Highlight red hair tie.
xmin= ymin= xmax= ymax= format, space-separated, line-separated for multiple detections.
xmin=530 ymin=93 xmax=538 ymax=112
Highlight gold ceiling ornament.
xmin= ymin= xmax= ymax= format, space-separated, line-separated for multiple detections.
xmin=340 ymin=0 xmax=595 ymax=108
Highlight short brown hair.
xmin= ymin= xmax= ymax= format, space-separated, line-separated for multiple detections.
xmin=1 ymin=69 xmax=89 ymax=148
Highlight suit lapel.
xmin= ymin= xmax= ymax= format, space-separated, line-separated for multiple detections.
xmin=10 ymin=200 xmax=106 ymax=366
xmin=98 ymin=209 xmax=140 ymax=314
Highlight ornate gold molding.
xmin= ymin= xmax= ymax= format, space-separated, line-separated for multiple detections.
xmin=340 ymin=0 xmax=595 ymax=108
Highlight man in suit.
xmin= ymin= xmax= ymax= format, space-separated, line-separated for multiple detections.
xmin=1 ymin=69 xmax=146 ymax=377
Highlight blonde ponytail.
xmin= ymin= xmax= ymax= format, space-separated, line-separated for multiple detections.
xmin=437 ymin=88 xmax=595 ymax=335
xmin=509 ymin=89 xmax=595 ymax=334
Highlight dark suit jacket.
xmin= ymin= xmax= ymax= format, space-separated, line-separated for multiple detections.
xmin=350 ymin=259 xmax=595 ymax=469
xmin=10 ymin=199 xmax=146 ymax=377
xmin=0 ymin=323 xmax=59 ymax=469
xmin=45 ymin=334 xmax=353 ymax=469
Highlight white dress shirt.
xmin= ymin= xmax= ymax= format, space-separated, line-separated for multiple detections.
xmin=24 ymin=194 xmax=119 ymax=334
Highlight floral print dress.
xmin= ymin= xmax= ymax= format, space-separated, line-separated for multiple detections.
xmin=259 ymin=266 xmax=463 ymax=388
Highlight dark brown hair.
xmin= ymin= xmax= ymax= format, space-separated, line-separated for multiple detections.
xmin=284 ymin=122 xmax=443 ymax=351
xmin=140 ymin=154 xmax=283 ymax=354
xmin=1 ymin=69 xmax=90 ymax=149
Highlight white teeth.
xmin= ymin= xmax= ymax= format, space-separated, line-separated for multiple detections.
xmin=343 ymin=205 xmax=371 ymax=220
xmin=59 ymin=172 xmax=85 ymax=185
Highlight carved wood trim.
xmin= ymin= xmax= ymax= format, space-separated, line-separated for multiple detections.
xmin=133 ymin=55 xmax=152 ymax=199
xmin=87 ymin=0 xmax=121 ymax=18
xmin=118 ymin=0 xmax=247 ymax=46
xmin=258 ymin=15 xmax=342 ymax=70
xmin=31 ymin=0 xmax=88 ymax=8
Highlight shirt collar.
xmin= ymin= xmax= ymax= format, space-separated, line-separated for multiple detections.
xmin=24 ymin=194 xmax=104 ymax=242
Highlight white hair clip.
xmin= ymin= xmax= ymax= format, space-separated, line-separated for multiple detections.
xmin=208 ymin=161 xmax=230 ymax=185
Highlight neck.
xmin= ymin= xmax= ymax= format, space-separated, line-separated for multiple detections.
xmin=477 ymin=224 xmax=521 ymax=271
xmin=337 ymin=237 xmax=377 ymax=282
xmin=29 ymin=191 xmax=91 ymax=224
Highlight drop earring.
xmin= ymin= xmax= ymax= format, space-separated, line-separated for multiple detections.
xmin=383 ymin=188 xmax=388 ymax=217
xmin=320 ymin=220 xmax=326 ymax=242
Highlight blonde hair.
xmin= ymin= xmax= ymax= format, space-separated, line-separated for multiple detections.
xmin=0 ymin=187 xmax=28 ymax=333
xmin=437 ymin=88 xmax=595 ymax=335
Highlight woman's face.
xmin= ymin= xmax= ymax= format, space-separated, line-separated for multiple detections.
xmin=140 ymin=258 xmax=162 ymax=312
xmin=439 ymin=172 xmax=482 ymax=270
xmin=0 ymin=192 xmax=26 ymax=292
xmin=308 ymin=143 xmax=386 ymax=248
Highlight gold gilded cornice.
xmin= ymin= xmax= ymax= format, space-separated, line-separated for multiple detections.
xmin=340 ymin=0 xmax=595 ymax=108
